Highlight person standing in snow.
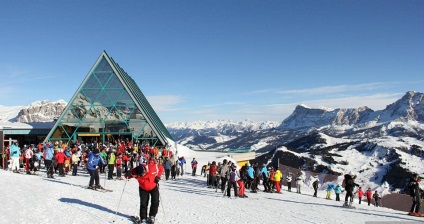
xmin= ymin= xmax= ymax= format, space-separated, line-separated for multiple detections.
xmin=55 ymin=149 xmax=66 ymax=177
xmin=273 ymin=167 xmax=283 ymax=193
xmin=107 ymin=149 xmax=116 ymax=180
xmin=44 ymin=145 xmax=55 ymax=178
xmin=366 ymin=188 xmax=373 ymax=206
xmin=342 ymin=173 xmax=359 ymax=207
xmin=312 ymin=178 xmax=319 ymax=197
xmin=355 ymin=187 xmax=364 ymax=204
xmin=191 ymin=158 xmax=198 ymax=176
xmin=238 ymin=164 xmax=248 ymax=197
xmin=169 ymin=154 xmax=177 ymax=180
xmin=226 ymin=164 xmax=239 ymax=198
xmin=86 ymin=148 xmax=105 ymax=189
xmin=373 ymin=191 xmax=381 ymax=207
xmin=178 ymin=156 xmax=186 ymax=176
xmin=163 ymin=156 xmax=171 ymax=180
xmin=126 ymin=157 xmax=164 ymax=224
xmin=71 ymin=150 xmax=80 ymax=176
xmin=408 ymin=173 xmax=422 ymax=216
xmin=295 ymin=173 xmax=304 ymax=194
xmin=24 ymin=146 xmax=33 ymax=173
xmin=286 ymin=173 xmax=293 ymax=192
xmin=334 ymin=184 xmax=343 ymax=201
xmin=9 ymin=142 xmax=21 ymax=173
xmin=259 ymin=164 xmax=271 ymax=192
xmin=246 ymin=163 xmax=254 ymax=190
xmin=208 ymin=161 xmax=217 ymax=188
xmin=220 ymin=159 xmax=230 ymax=193
xmin=326 ymin=183 xmax=335 ymax=199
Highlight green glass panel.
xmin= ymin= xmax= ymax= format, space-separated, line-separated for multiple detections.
xmin=105 ymin=89 xmax=123 ymax=104
xmin=106 ymin=107 xmax=125 ymax=122
xmin=83 ymin=74 xmax=102 ymax=89
xmin=118 ymin=91 xmax=134 ymax=104
xmin=130 ymin=108 xmax=145 ymax=120
xmin=105 ymin=74 xmax=122 ymax=89
xmin=95 ymin=72 xmax=112 ymax=87
xmin=95 ymin=91 xmax=113 ymax=106
xmin=82 ymin=89 xmax=101 ymax=103
xmin=95 ymin=105 xmax=111 ymax=120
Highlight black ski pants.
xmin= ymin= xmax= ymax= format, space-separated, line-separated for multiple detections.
xmin=165 ymin=169 xmax=170 ymax=180
xmin=139 ymin=186 xmax=160 ymax=220
xmin=410 ymin=193 xmax=422 ymax=213
xmin=171 ymin=165 xmax=176 ymax=179
xmin=108 ymin=164 xmax=114 ymax=179
xmin=88 ymin=169 xmax=100 ymax=186
xmin=45 ymin=159 xmax=54 ymax=177
xmin=227 ymin=181 xmax=238 ymax=197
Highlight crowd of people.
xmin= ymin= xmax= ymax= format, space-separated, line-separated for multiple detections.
xmin=199 ymin=158 xmax=424 ymax=217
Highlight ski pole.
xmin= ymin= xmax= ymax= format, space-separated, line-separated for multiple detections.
xmin=113 ymin=179 xmax=128 ymax=223
xmin=159 ymin=185 xmax=167 ymax=223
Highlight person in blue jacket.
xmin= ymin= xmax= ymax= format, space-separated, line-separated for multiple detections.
xmin=258 ymin=164 xmax=271 ymax=192
xmin=44 ymin=146 xmax=55 ymax=178
xmin=10 ymin=142 xmax=21 ymax=173
xmin=334 ymin=184 xmax=343 ymax=201
xmin=86 ymin=148 xmax=105 ymax=189
xmin=178 ymin=156 xmax=186 ymax=176
xmin=246 ymin=163 xmax=254 ymax=190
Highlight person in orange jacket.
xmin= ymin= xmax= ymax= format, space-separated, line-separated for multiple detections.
xmin=355 ymin=187 xmax=364 ymax=204
xmin=126 ymin=157 xmax=164 ymax=224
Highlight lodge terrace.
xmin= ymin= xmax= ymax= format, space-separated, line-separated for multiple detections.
xmin=0 ymin=51 xmax=173 ymax=151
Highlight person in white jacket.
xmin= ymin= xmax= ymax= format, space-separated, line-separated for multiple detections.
xmin=286 ymin=173 xmax=293 ymax=192
xmin=295 ymin=172 xmax=304 ymax=194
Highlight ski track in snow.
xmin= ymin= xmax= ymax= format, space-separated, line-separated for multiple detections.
xmin=1 ymin=150 xmax=424 ymax=224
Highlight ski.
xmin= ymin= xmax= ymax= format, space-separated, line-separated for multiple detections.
xmin=86 ymin=187 xmax=113 ymax=192
xmin=130 ymin=216 xmax=140 ymax=224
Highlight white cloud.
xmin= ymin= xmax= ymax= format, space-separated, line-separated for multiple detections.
xmin=147 ymin=95 xmax=185 ymax=112
xmin=248 ymin=82 xmax=393 ymax=95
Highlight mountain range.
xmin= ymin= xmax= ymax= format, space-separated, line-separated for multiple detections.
xmin=0 ymin=91 xmax=423 ymax=191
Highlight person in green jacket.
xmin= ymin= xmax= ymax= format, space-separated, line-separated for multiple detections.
xmin=99 ymin=148 xmax=107 ymax=173
xmin=107 ymin=150 xmax=116 ymax=180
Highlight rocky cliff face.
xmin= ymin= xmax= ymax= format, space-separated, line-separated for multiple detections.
xmin=15 ymin=100 xmax=67 ymax=123
xmin=278 ymin=91 xmax=424 ymax=130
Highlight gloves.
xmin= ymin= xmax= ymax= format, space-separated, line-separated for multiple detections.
xmin=155 ymin=176 xmax=160 ymax=183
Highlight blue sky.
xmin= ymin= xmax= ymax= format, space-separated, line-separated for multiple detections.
xmin=1 ymin=1 xmax=423 ymax=123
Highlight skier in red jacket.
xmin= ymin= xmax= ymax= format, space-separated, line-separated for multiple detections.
xmin=366 ymin=188 xmax=373 ymax=206
xmin=355 ymin=187 xmax=364 ymax=204
xmin=126 ymin=157 xmax=164 ymax=224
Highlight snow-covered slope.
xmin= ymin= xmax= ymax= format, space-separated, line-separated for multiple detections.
xmin=1 ymin=150 xmax=423 ymax=224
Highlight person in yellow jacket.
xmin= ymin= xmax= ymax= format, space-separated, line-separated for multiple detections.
xmin=274 ymin=168 xmax=283 ymax=193
xmin=107 ymin=150 xmax=116 ymax=180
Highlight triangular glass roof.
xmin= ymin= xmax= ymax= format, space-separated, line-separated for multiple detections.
xmin=44 ymin=51 xmax=173 ymax=147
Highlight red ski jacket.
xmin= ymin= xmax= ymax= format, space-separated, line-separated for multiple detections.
xmin=56 ymin=152 xmax=66 ymax=164
xmin=130 ymin=160 xmax=164 ymax=191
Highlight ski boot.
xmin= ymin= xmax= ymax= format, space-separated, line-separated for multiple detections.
xmin=149 ymin=216 xmax=155 ymax=223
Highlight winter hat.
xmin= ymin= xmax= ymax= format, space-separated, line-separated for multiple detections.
xmin=93 ymin=149 xmax=100 ymax=154
xmin=135 ymin=165 xmax=145 ymax=175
